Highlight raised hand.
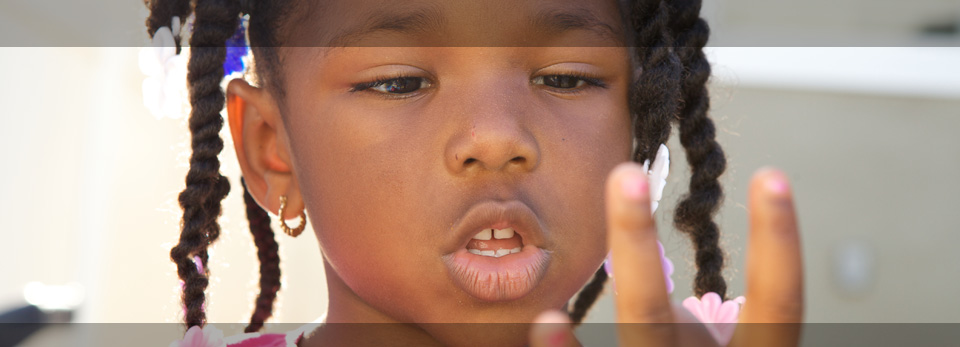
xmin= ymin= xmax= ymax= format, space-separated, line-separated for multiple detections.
xmin=530 ymin=163 xmax=804 ymax=347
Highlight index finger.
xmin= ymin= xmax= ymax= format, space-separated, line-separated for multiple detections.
xmin=733 ymin=168 xmax=804 ymax=346
xmin=606 ymin=163 xmax=676 ymax=345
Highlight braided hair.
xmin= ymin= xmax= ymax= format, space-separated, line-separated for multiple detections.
xmin=149 ymin=0 xmax=285 ymax=333
xmin=667 ymin=0 xmax=728 ymax=300
xmin=148 ymin=0 xmax=727 ymax=331
xmin=567 ymin=0 xmax=727 ymax=324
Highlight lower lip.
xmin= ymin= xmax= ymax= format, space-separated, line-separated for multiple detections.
xmin=442 ymin=245 xmax=551 ymax=302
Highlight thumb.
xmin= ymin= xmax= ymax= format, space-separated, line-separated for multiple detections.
xmin=529 ymin=310 xmax=577 ymax=347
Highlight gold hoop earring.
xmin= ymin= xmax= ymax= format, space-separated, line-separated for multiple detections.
xmin=278 ymin=195 xmax=307 ymax=237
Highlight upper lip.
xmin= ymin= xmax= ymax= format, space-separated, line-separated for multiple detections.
xmin=447 ymin=200 xmax=547 ymax=253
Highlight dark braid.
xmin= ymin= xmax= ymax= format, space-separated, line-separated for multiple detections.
xmin=242 ymin=178 xmax=282 ymax=333
xmin=148 ymin=0 xmax=290 ymax=334
xmin=668 ymin=0 xmax=728 ymax=299
xmin=568 ymin=267 xmax=608 ymax=324
xmin=567 ymin=0 xmax=683 ymax=324
xmin=161 ymin=0 xmax=239 ymax=330
xmin=630 ymin=0 xmax=682 ymax=163
xmin=145 ymin=0 xmax=191 ymax=53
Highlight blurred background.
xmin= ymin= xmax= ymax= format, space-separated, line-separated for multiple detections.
xmin=1 ymin=0 xmax=959 ymax=345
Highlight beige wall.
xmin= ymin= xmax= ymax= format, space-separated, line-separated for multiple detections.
xmin=0 ymin=48 xmax=328 ymax=331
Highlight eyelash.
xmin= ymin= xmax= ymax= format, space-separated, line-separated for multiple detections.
xmin=533 ymin=72 xmax=608 ymax=94
xmin=349 ymin=72 xmax=608 ymax=98
xmin=349 ymin=73 xmax=432 ymax=99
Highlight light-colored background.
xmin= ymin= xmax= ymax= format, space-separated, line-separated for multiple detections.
xmin=2 ymin=0 xmax=959 ymax=345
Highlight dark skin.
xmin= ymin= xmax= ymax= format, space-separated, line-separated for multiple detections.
xmin=226 ymin=0 xmax=803 ymax=345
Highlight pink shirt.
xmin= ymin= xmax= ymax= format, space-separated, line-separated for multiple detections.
xmin=225 ymin=332 xmax=303 ymax=347
xmin=223 ymin=324 xmax=313 ymax=347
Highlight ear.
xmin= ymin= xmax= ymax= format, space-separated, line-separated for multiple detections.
xmin=226 ymin=78 xmax=305 ymax=220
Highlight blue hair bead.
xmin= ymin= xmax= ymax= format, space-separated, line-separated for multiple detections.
xmin=223 ymin=16 xmax=250 ymax=77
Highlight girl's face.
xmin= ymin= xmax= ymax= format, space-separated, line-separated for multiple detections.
xmin=264 ymin=0 xmax=631 ymax=341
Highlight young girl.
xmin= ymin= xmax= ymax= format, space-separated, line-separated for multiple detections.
xmin=148 ymin=0 xmax=804 ymax=345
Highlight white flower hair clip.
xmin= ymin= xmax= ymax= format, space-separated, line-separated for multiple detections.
xmin=139 ymin=16 xmax=191 ymax=120
xmin=643 ymin=143 xmax=670 ymax=214
xmin=604 ymin=143 xmax=673 ymax=292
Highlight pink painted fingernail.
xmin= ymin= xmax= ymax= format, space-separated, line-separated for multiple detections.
xmin=621 ymin=174 xmax=648 ymax=201
xmin=548 ymin=330 xmax=568 ymax=347
xmin=766 ymin=177 xmax=789 ymax=195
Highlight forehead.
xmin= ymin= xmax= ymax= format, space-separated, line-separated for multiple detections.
xmin=284 ymin=0 xmax=627 ymax=47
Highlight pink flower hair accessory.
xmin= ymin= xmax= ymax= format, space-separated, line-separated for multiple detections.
xmin=604 ymin=240 xmax=674 ymax=294
xmin=682 ymin=292 xmax=746 ymax=346
xmin=169 ymin=325 xmax=226 ymax=347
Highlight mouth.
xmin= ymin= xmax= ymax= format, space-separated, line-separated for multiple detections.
xmin=442 ymin=200 xmax=552 ymax=302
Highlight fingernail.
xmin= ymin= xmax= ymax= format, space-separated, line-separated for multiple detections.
xmin=621 ymin=173 xmax=648 ymax=201
xmin=536 ymin=310 xmax=571 ymax=324
xmin=766 ymin=177 xmax=790 ymax=196
xmin=548 ymin=330 xmax=568 ymax=347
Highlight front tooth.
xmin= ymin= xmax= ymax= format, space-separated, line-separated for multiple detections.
xmin=495 ymin=249 xmax=510 ymax=257
xmin=473 ymin=229 xmax=493 ymax=240
xmin=493 ymin=228 xmax=515 ymax=239
xmin=510 ymin=247 xmax=521 ymax=254
xmin=480 ymin=250 xmax=496 ymax=257
xmin=468 ymin=249 xmax=481 ymax=255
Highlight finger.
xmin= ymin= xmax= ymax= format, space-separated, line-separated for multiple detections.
xmin=733 ymin=168 xmax=803 ymax=346
xmin=605 ymin=163 xmax=676 ymax=345
xmin=529 ymin=310 xmax=577 ymax=347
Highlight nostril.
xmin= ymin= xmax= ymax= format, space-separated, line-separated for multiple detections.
xmin=464 ymin=158 xmax=477 ymax=165
xmin=510 ymin=156 xmax=525 ymax=164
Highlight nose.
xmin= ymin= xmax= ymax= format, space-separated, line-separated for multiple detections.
xmin=443 ymin=77 xmax=540 ymax=175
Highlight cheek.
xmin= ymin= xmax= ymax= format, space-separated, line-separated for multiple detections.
xmin=283 ymin=96 xmax=455 ymax=319
xmin=282 ymin=99 xmax=401 ymax=262
xmin=528 ymin=98 xmax=633 ymax=295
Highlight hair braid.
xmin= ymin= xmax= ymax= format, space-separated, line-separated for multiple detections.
xmin=568 ymin=267 xmax=607 ymax=324
xmin=567 ymin=0 xmax=683 ymax=324
xmin=241 ymin=178 xmax=282 ymax=333
xmin=668 ymin=0 xmax=728 ymax=299
xmin=145 ymin=0 xmax=192 ymax=53
xmin=631 ymin=0 xmax=682 ymax=163
xmin=165 ymin=0 xmax=240 ymax=330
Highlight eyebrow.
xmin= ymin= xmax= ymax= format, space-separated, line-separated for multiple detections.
xmin=531 ymin=7 xmax=625 ymax=46
xmin=326 ymin=6 xmax=446 ymax=47
xmin=324 ymin=5 xmax=624 ymax=47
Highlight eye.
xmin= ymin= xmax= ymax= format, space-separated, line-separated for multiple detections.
xmin=532 ymin=74 xmax=606 ymax=91
xmin=541 ymin=75 xmax=584 ymax=89
xmin=351 ymin=76 xmax=432 ymax=95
